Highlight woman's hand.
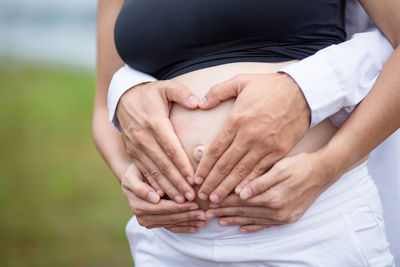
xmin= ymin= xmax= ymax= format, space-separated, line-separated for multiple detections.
xmin=205 ymin=152 xmax=336 ymax=232
xmin=121 ymin=164 xmax=206 ymax=233
xmin=117 ymin=80 xmax=199 ymax=203
xmin=196 ymin=73 xmax=311 ymax=203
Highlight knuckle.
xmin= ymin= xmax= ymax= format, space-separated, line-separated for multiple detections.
xmin=158 ymin=161 xmax=173 ymax=174
xmin=208 ymin=145 xmax=223 ymax=158
xmin=262 ymin=137 xmax=275 ymax=149
xmin=286 ymin=215 xmax=298 ymax=224
xmin=149 ymin=169 xmax=162 ymax=181
xmin=164 ymin=145 xmax=177 ymax=159
xmin=216 ymin=161 xmax=231 ymax=176
xmin=269 ymin=193 xmax=284 ymax=209
xmin=237 ymin=208 xmax=247 ymax=217
xmin=229 ymin=113 xmax=245 ymax=126
xmin=133 ymin=130 xmax=148 ymax=147
xmin=274 ymin=210 xmax=289 ymax=222
xmin=233 ymin=164 xmax=250 ymax=178
xmin=137 ymin=218 xmax=147 ymax=227
xmin=273 ymin=162 xmax=286 ymax=175
xmin=249 ymin=217 xmax=258 ymax=224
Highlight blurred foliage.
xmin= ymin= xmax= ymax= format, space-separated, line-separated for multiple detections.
xmin=0 ymin=61 xmax=133 ymax=266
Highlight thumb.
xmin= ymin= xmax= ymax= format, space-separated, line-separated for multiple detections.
xmin=123 ymin=164 xmax=161 ymax=204
xmin=200 ymin=76 xmax=245 ymax=109
xmin=160 ymin=80 xmax=199 ymax=109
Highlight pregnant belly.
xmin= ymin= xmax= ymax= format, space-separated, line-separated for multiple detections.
xmin=169 ymin=61 xmax=338 ymax=209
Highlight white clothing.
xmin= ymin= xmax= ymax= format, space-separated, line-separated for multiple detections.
xmin=126 ymin=163 xmax=394 ymax=266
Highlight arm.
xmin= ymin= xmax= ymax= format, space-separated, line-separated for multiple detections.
xmin=207 ymin=0 xmax=400 ymax=231
xmin=280 ymin=29 xmax=393 ymax=127
xmin=193 ymin=29 xmax=393 ymax=203
xmin=93 ymin=0 xmax=203 ymax=233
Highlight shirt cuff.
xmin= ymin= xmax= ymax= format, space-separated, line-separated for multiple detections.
xmin=279 ymin=50 xmax=343 ymax=128
xmin=107 ymin=65 xmax=157 ymax=131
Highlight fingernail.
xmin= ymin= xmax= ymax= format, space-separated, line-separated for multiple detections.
xmin=175 ymin=195 xmax=184 ymax=203
xmin=201 ymin=96 xmax=208 ymax=106
xmin=185 ymin=192 xmax=193 ymax=200
xmin=147 ymin=192 xmax=159 ymax=203
xmin=188 ymin=228 xmax=197 ymax=233
xmin=187 ymin=95 xmax=198 ymax=106
xmin=241 ymin=187 xmax=253 ymax=199
xmin=157 ymin=189 xmax=164 ymax=196
xmin=219 ymin=220 xmax=228 ymax=226
xmin=195 ymin=176 xmax=204 ymax=184
xmin=187 ymin=176 xmax=194 ymax=185
xmin=210 ymin=194 xmax=220 ymax=203
xmin=240 ymin=228 xmax=248 ymax=233
xmin=236 ymin=187 xmax=243 ymax=194
xmin=206 ymin=212 xmax=216 ymax=220
xmin=199 ymin=192 xmax=208 ymax=200
xmin=209 ymin=203 xmax=219 ymax=208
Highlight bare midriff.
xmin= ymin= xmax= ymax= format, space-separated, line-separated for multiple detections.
xmin=169 ymin=61 xmax=365 ymax=209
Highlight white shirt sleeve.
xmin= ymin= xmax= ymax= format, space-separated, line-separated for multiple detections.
xmin=280 ymin=30 xmax=394 ymax=127
xmin=107 ymin=64 xmax=157 ymax=131
xmin=280 ymin=30 xmax=393 ymax=127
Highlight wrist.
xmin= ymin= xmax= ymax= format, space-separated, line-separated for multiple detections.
xmin=313 ymin=144 xmax=347 ymax=185
xmin=281 ymin=73 xmax=311 ymax=128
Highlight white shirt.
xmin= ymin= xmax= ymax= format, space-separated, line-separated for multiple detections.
xmin=106 ymin=0 xmax=399 ymax=262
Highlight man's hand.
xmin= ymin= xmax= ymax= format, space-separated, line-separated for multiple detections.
xmin=195 ymin=73 xmax=311 ymax=203
xmin=122 ymin=164 xmax=206 ymax=233
xmin=204 ymin=152 xmax=335 ymax=232
xmin=117 ymin=80 xmax=199 ymax=203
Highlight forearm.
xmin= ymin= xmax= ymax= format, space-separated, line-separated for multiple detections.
xmin=92 ymin=105 xmax=132 ymax=182
xmin=319 ymin=47 xmax=400 ymax=178
xmin=93 ymin=0 xmax=131 ymax=182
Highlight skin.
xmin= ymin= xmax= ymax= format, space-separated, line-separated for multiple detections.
xmin=94 ymin=0 xmax=400 ymax=233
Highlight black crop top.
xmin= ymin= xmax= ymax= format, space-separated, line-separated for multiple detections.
xmin=115 ymin=0 xmax=345 ymax=80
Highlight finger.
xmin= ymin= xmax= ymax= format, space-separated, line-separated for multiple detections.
xmin=198 ymin=136 xmax=248 ymax=202
xmin=122 ymin=163 xmax=161 ymax=204
xmin=235 ymin=153 xmax=277 ymax=194
xmin=195 ymin=119 xmax=237 ymax=189
xmin=214 ymin=193 xmax=247 ymax=208
xmin=199 ymin=75 xmax=246 ymax=109
xmin=164 ymin=226 xmax=197 ymax=233
xmin=240 ymin=225 xmax=274 ymax=233
xmin=132 ymin=159 xmax=164 ymax=196
xmin=160 ymin=80 xmax=199 ymax=109
xmin=205 ymin=207 xmax=275 ymax=220
xmin=125 ymin=188 xmax=199 ymax=215
xmin=140 ymin=210 xmax=206 ymax=226
xmin=239 ymin=162 xmax=290 ymax=200
xmin=147 ymin=220 xmax=206 ymax=229
xmin=210 ymin=147 xmax=268 ymax=203
xmin=218 ymin=216 xmax=281 ymax=226
xmin=153 ymin=117 xmax=196 ymax=186
xmin=126 ymin=143 xmax=164 ymax=196
xmin=141 ymin=131 xmax=195 ymax=201
xmin=133 ymin=148 xmax=187 ymax=203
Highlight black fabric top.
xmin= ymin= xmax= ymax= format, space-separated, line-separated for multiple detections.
xmin=115 ymin=0 xmax=346 ymax=80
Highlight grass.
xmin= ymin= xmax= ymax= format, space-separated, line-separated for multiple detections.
xmin=0 ymin=61 xmax=133 ymax=266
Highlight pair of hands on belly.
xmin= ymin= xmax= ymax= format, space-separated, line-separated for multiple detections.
xmin=117 ymin=73 xmax=335 ymax=233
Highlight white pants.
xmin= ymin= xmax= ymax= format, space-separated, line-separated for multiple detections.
xmin=126 ymin=163 xmax=394 ymax=266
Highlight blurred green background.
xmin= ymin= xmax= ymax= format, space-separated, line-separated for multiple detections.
xmin=0 ymin=62 xmax=133 ymax=266
xmin=0 ymin=1 xmax=134 ymax=265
